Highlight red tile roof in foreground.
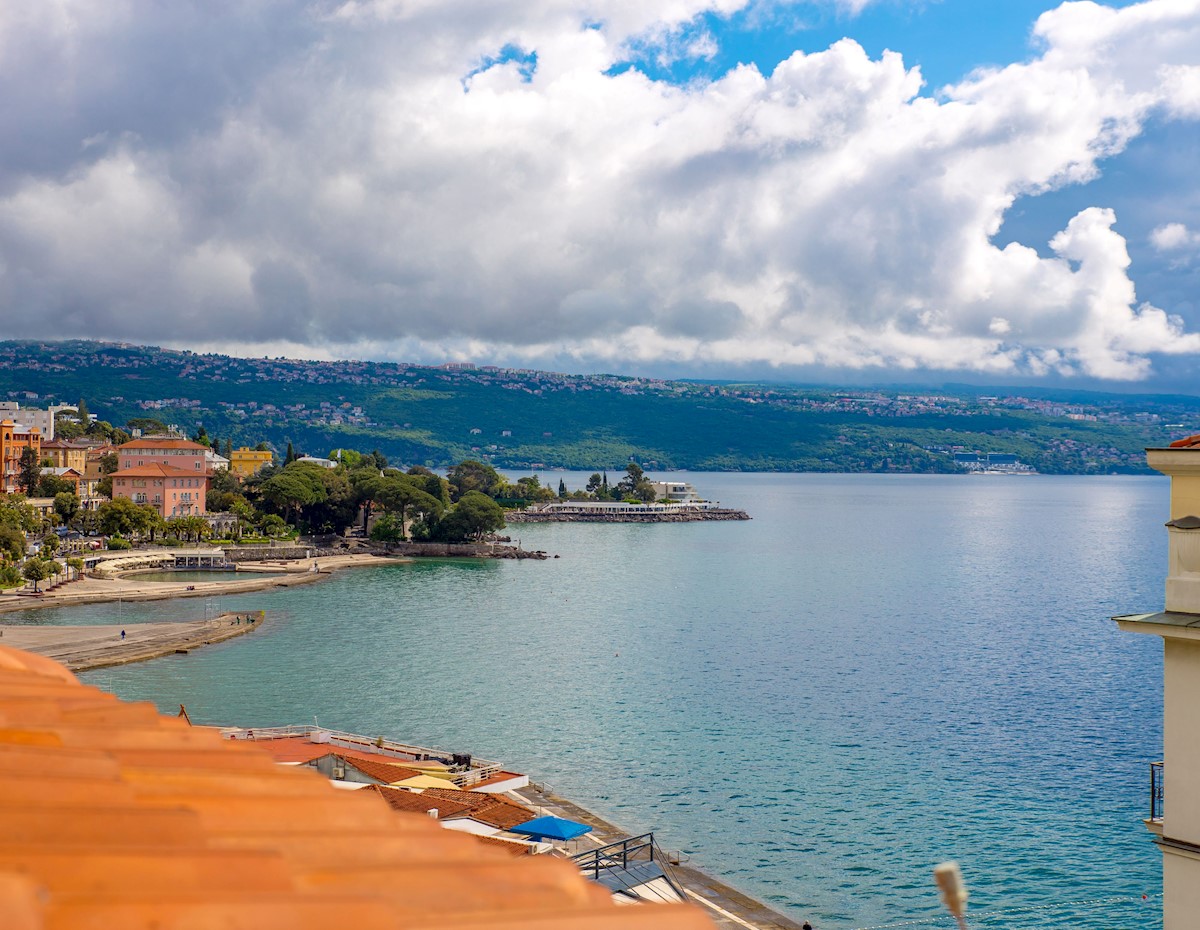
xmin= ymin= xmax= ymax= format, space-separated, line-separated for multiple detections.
xmin=0 ymin=646 xmax=714 ymax=930
xmin=1170 ymin=434 xmax=1200 ymax=448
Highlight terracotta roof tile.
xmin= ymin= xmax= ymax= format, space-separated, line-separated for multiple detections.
xmin=333 ymin=753 xmax=424 ymax=785
xmin=1170 ymin=434 xmax=1200 ymax=448
xmin=476 ymin=834 xmax=537 ymax=856
xmin=119 ymin=437 xmax=209 ymax=450
xmin=111 ymin=463 xmax=204 ymax=478
xmin=418 ymin=787 xmax=536 ymax=830
xmin=362 ymin=784 xmax=477 ymax=819
xmin=0 ymin=645 xmax=715 ymax=929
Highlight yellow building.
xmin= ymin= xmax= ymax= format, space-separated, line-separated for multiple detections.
xmin=40 ymin=439 xmax=92 ymax=474
xmin=0 ymin=418 xmax=42 ymax=494
xmin=1117 ymin=435 xmax=1200 ymax=929
xmin=230 ymin=446 xmax=273 ymax=479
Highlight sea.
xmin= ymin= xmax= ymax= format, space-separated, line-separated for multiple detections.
xmin=16 ymin=474 xmax=1167 ymax=929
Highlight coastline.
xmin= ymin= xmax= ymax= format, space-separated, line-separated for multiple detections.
xmin=2 ymin=544 xmax=807 ymax=928
xmin=0 ymin=551 xmax=409 ymax=615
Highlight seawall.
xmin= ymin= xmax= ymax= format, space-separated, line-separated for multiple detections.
xmin=506 ymin=508 xmax=750 ymax=523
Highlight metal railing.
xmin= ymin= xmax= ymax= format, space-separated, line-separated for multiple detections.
xmin=1151 ymin=761 xmax=1164 ymax=822
xmin=571 ymin=832 xmax=686 ymax=900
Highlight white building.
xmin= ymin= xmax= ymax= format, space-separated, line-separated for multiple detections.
xmin=0 ymin=402 xmax=73 ymax=441
xmin=651 ymin=481 xmax=700 ymax=502
xmin=1116 ymin=436 xmax=1200 ymax=929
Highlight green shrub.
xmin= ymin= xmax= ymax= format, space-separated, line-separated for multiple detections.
xmin=106 ymin=537 xmax=132 ymax=550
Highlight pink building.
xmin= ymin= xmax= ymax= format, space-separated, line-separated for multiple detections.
xmin=111 ymin=438 xmax=210 ymax=518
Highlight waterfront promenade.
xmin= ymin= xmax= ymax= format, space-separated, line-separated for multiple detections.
xmin=0 ymin=551 xmax=407 ymax=614
xmin=0 ymin=613 xmax=263 ymax=671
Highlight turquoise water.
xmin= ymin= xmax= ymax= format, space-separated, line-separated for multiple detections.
xmin=55 ymin=474 xmax=1166 ymax=928
xmin=126 ymin=570 xmax=247 ymax=583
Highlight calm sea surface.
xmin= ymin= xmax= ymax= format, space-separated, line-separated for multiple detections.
xmin=22 ymin=474 xmax=1166 ymax=928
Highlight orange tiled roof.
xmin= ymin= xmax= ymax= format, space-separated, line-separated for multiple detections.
xmin=334 ymin=753 xmax=424 ymax=785
xmin=119 ymin=437 xmax=209 ymax=450
xmin=112 ymin=462 xmax=204 ymax=478
xmin=476 ymin=834 xmax=537 ymax=856
xmin=419 ymin=787 xmax=536 ymax=831
xmin=0 ymin=645 xmax=714 ymax=930
xmin=252 ymin=736 xmax=449 ymax=773
xmin=1170 ymin=434 xmax=1200 ymax=448
xmin=364 ymin=784 xmax=477 ymax=820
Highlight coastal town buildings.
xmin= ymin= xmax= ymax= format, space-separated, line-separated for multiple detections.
xmin=39 ymin=438 xmax=96 ymax=473
xmin=230 ymin=445 xmax=273 ymax=478
xmin=110 ymin=436 xmax=210 ymax=517
xmin=1116 ymin=434 xmax=1200 ymax=929
xmin=0 ymin=400 xmax=68 ymax=441
xmin=0 ymin=418 xmax=41 ymax=494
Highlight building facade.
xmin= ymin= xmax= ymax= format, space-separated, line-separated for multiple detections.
xmin=0 ymin=419 xmax=42 ymax=494
xmin=111 ymin=437 xmax=210 ymax=517
xmin=1116 ymin=435 xmax=1200 ymax=929
xmin=0 ymin=402 xmax=70 ymax=441
xmin=230 ymin=446 xmax=273 ymax=479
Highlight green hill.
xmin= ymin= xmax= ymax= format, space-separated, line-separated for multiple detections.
xmin=1 ymin=340 xmax=1195 ymax=475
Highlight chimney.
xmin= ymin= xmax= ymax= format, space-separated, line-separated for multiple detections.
xmin=1147 ymin=438 xmax=1200 ymax=614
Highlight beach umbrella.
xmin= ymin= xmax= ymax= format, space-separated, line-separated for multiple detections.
xmin=508 ymin=815 xmax=593 ymax=842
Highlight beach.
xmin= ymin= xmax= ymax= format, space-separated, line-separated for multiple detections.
xmin=0 ymin=552 xmax=408 ymax=671
xmin=0 ymin=551 xmax=408 ymax=614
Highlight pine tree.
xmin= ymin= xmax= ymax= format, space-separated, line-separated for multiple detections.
xmin=285 ymin=441 xmax=296 ymax=465
xmin=76 ymin=397 xmax=90 ymax=423
xmin=558 ymin=478 xmax=567 ymax=497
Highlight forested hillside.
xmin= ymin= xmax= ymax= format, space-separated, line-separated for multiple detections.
xmin=2 ymin=341 xmax=1196 ymax=474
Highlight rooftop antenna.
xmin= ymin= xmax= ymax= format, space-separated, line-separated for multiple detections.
xmin=933 ymin=861 xmax=969 ymax=930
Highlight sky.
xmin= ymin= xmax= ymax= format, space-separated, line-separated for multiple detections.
xmin=1 ymin=0 xmax=1199 ymax=389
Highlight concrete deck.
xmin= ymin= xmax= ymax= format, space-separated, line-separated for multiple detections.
xmin=0 ymin=613 xmax=264 ymax=672
xmin=0 ymin=552 xmax=408 ymax=614
xmin=511 ymin=784 xmax=809 ymax=930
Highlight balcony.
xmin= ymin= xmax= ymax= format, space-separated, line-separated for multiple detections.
xmin=1148 ymin=761 xmax=1164 ymax=834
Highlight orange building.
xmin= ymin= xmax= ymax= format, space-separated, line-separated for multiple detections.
xmin=111 ymin=437 xmax=211 ymax=517
xmin=0 ymin=418 xmax=42 ymax=494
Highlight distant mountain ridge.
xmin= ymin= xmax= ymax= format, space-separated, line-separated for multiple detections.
xmin=0 ymin=340 xmax=1195 ymax=475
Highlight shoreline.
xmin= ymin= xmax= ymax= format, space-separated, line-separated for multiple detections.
xmin=2 ymin=544 xmax=807 ymax=927
xmin=0 ymin=551 xmax=410 ymax=615
xmin=0 ymin=613 xmax=264 ymax=672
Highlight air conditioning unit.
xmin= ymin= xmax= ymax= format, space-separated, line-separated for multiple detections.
xmin=333 ymin=765 xmax=346 ymax=780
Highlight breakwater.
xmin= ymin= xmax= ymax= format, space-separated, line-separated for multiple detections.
xmin=383 ymin=541 xmax=549 ymax=559
xmin=506 ymin=507 xmax=750 ymax=523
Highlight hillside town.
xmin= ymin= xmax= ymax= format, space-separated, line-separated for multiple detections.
xmin=1 ymin=341 xmax=1193 ymax=476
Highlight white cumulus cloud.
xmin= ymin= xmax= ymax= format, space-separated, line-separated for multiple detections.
xmin=0 ymin=0 xmax=1198 ymax=380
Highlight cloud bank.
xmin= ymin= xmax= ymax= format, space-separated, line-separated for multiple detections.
xmin=1 ymin=0 xmax=1199 ymax=380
